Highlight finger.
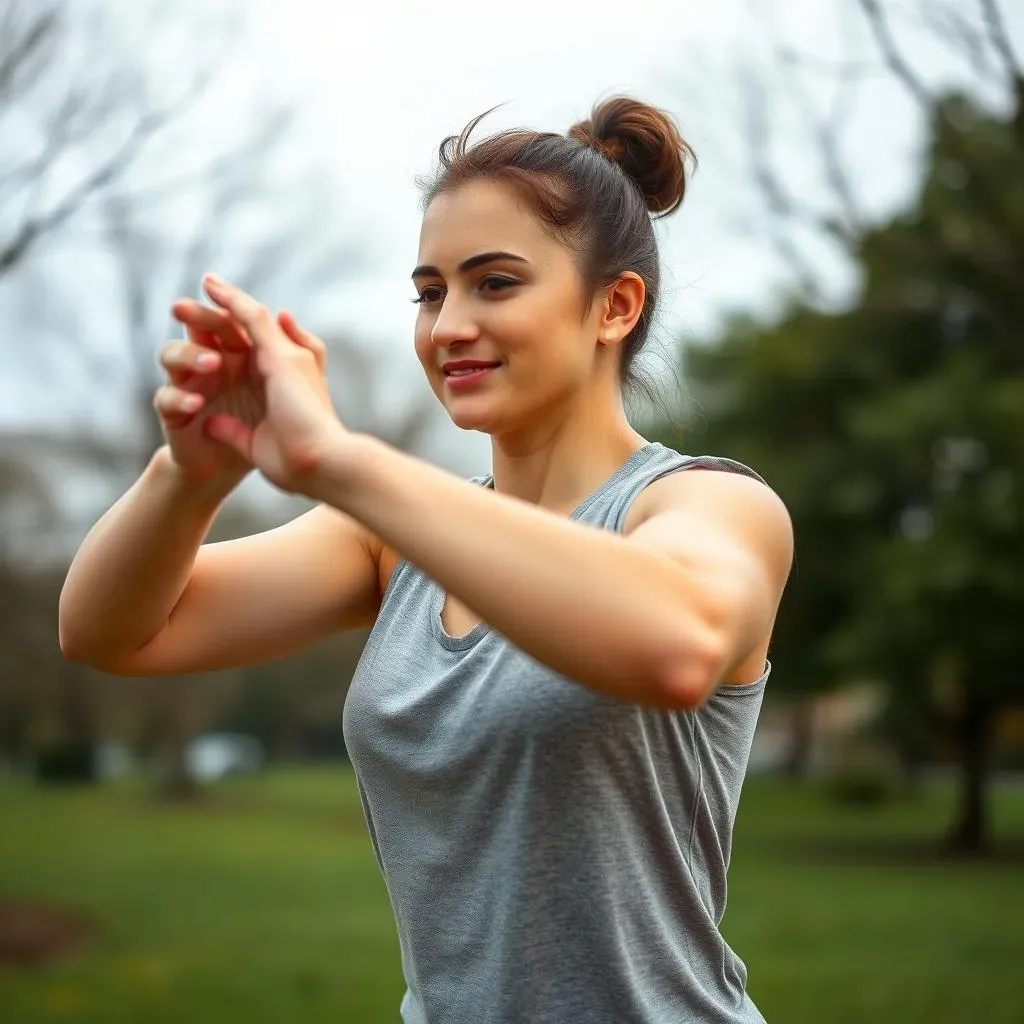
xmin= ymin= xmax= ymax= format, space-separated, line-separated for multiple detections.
xmin=204 ymin=413 xmax=253 ymax=459
xmin=159 ymin=339 xmax=222 ymax=383
xmin=172 ymin=299 xmax=251 ymax=353
xmin=171 ymin=299 xmax=252 ymax=353
xmin=154 ymin=384 xmax=205 ymax=426
xmin=202 ymin=275 xmax=287 ymax=355
xmin=278 ymin=310 xmax=327 ymax=372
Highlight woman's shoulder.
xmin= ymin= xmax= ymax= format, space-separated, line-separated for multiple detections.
xmin=645 ymin=444 xmax=769 ymax=486
xmin=625 ymin=446 xmax=783 ymax=533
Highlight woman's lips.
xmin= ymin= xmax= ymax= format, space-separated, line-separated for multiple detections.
xmin=444 ymin=365 xmax=500 ymax=389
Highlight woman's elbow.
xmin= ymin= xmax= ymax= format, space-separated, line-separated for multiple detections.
xmin=655 ymin=629 xmax=728 ymax=710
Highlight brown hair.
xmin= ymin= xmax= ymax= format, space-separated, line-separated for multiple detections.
xmin=419 ymin=96 xmax=696 ymax=413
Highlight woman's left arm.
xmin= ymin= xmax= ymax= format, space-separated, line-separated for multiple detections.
xmin=316 ymin=437 xmax=794 ymax=710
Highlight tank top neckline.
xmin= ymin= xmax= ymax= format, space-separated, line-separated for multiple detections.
xmin=432 ymin=441 xmax=665 ymax=651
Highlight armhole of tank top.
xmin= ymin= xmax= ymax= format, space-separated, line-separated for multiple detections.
xmin=378 ymin=556 xmax=412 ymax=611
xmin=713 ymin=659 xmax=772 ymax=697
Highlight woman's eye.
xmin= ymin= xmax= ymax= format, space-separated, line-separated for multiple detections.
xmin=412 ymin=277 xmax=516 ymax=305
xmin=480 ymin=276 xmax=517 ymax=294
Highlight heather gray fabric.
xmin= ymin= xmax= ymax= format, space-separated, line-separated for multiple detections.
xmin=343 ymin=441 xmax=771 ymax=1023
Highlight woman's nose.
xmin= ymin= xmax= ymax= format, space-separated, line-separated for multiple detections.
xmin=430 ymin=295 xmax=480 ymax=348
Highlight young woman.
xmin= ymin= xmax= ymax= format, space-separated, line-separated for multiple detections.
xmin=60 ymin=96 xmax=793 ymax=1023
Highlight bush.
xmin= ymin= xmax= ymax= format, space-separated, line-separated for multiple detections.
xmin=33 ymin=741 xmax=97 ymax=784
xmin=825 ymin=746 xmax=904 ymax=806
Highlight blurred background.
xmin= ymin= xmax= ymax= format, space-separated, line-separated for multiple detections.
xmin=1 ymin=0 xmax=1022 ymax=1021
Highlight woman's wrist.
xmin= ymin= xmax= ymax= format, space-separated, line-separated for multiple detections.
xmin=305 ymin=430 xmax=382 ymax=510
xmin=150 ymin=445 xmax=249 ymax=508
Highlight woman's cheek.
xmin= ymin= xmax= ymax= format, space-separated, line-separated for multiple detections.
xmin=413 ymin=323 xmax=434 ymax=370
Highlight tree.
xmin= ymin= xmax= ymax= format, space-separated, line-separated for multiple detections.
xmin=95 ymin=137 xmax=435 ymax=797
xmin=0 ymin=0 xmax=250 ymax=278
xmin=1 ymin=0 xmax=440 ymax=796
xmin=657 ymin=87 xmax=1023 ymax=854
xmin=744 ymin=0 xmax=1023 ymax=852
xmin=733 ymin=0 xmax=1021 ymax=293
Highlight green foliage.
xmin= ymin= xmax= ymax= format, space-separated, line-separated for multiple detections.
xmin=650 ymin=89 xmax=1024 ymax=848
xmin=32 ymin=742 xmax=97 ymax=785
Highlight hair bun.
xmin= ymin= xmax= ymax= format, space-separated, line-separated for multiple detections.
xmin=568 ymin=96 xmax=694 ymax=217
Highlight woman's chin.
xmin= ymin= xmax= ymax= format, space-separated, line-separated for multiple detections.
xmin=448 ymin=409 xmax=497 ymax=433
xmin=444 ymin=395 xmax=501 ymax=432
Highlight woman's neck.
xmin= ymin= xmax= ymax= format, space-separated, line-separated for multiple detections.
xmin=489 ymin=411 xmax=647 ymax=516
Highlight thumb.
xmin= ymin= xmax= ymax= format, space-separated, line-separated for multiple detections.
xmin=278 ymin=310 xmax=327 ymax=372
xmin=204 ymin=414 xmax=254 ymax=459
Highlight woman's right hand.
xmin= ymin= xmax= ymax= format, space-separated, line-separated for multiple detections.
xmin=154 ymin=300 xmax=265 ymax=487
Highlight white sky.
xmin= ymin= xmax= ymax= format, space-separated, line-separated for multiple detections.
xmin=247 ymin=0 xmax=830 ymax=337
xmin=239 ymin=0 xmax=868 ymax=473
xmin=2 ymin=0 xmax=1022 ymax=502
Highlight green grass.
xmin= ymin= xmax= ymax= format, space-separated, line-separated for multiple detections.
xmin=1 ymin=766 xmax=1022 ymax=1023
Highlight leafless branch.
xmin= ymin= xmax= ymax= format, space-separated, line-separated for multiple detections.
xmin=1 ymin=118 xmax=148 ymax=273
xmin=776 ymin=49 xmax=867 ymax=242
xmin=921 ymin=1 xmax=998 ymax=81
xmin=106 ymin=102 xmax=300 ymax=373
xmin=738 ymin=69 xmax=823 ymax=300
xmin=0 ymin=55 xmax=221 ymax=276
xmin=855 ymin=0 xmax=1024 ymax=262
xmin=979 ymin=0 xmax=1022 ymax=80
xmin=0 ymin=3 xmax=58 ymax=102
xmin=101 ymin=93 xmax=388 ymax=468
xmin=856 ymin=0 xmax=935 ymax=107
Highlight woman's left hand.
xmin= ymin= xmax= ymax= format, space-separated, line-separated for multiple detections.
xmin=197 ymin=273 xmax=351 ymax=495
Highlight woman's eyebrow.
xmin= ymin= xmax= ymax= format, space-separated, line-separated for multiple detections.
xmin=411 ymin=250 xmax=528 ymax=279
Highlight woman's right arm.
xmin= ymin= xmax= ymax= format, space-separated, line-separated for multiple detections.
xmin=58 ymin=444 xmax=382 ymax=677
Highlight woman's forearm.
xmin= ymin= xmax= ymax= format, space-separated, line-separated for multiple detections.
xmin=313 ymin=434 xmax=718 ymax=708
xmin=58 ymin=446 xmax=242 ymax=665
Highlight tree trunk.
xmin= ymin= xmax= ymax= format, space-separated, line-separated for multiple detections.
xmin=157 ymin=678 xmax=200 ymax=801
xmin=896 ymin=747 xmax=925 ymax=797
xmin=35 ymin=662 xmax=99 ymax=785
xmin=946 ymin=697 xmax=993 ymax=855
xmin=784 ymin=698 xmax=815 ymax=776
xmin=160 ymin=731 xmax=197 ymax=800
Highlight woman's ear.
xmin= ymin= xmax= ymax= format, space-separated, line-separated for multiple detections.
xmin=599 ymin=272 xmax=645 ymax=346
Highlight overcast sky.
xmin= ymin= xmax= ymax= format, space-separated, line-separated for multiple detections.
xmin=2 ymin=0 xmax=1022 ymax=497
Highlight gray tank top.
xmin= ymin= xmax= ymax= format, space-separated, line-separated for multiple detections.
xmin=343 ymin=441 xmax=771 ymax=1024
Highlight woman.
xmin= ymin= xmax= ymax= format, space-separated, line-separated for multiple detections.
xmin=60 ymin=96 xmax=793 ymax=1022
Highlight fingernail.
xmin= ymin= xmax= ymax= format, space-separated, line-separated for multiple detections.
xmin=205 ymin=273 xmax=225 ymax=288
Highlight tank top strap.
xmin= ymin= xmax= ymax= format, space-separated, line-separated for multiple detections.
xmin=595 ymin=443 xmax=770 ymax=534
xmin=467 ymin=443 xmax=768 ymax=534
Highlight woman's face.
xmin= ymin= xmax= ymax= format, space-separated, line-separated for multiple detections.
xmin=412 ymin=179 xmax=605 ymax=438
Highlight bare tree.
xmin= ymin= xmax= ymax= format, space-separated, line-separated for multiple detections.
xmin=1 ymin=0 xmax=441 ymax=796
xmin=92 ymin=97 xmax=438 ymax=796
xmin=2 ymin=0 xmax=438 ymax=478
xmin=734 ymin=0 xmax=1023 ymax=305
xmin=0 ymin=0 xmax=253 ymax=278
xmin=90 ymin=108 xmax=443 ymax=797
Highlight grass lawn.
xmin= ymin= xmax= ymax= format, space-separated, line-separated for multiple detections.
xmin=1 ymin=765 xmax=1022 ymax=1023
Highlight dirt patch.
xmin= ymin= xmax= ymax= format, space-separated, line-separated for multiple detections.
xmin=0 ymin=900 xmax=98 ymax=968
